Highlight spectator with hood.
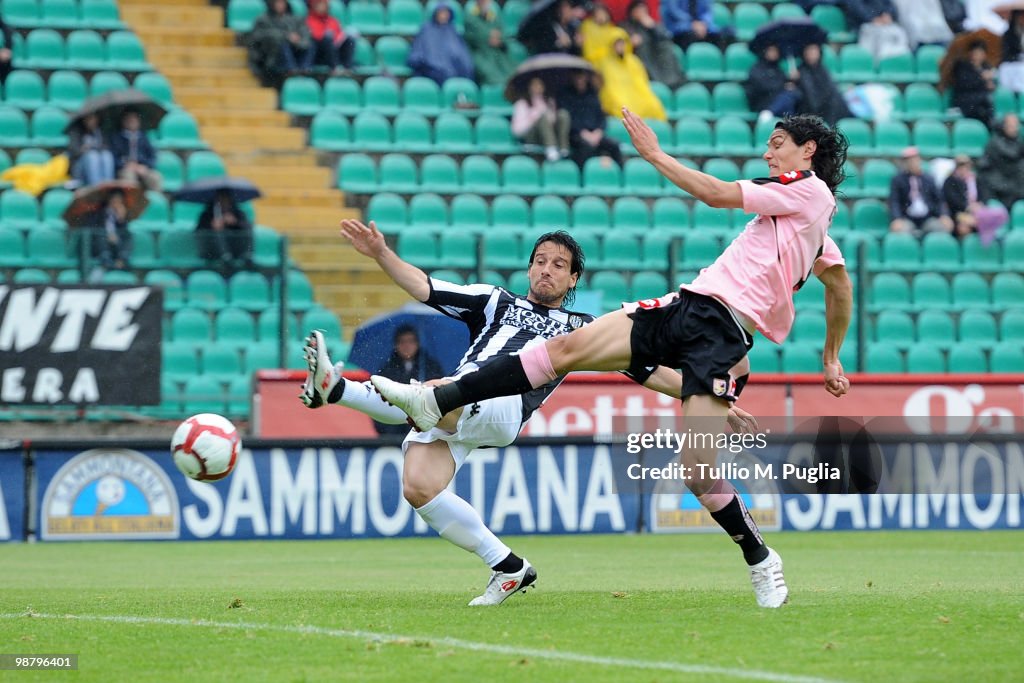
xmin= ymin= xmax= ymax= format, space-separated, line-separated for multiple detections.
xmin=978 ymin=113 xmax=1024 ymax=210
xmin=581 ymin=3 xmax=620 ymax=64
xmin=662 ymin=0 xmax=732 ymax=50
xmin=373 ymin=325 xmax=444 ymax=436
xmin=464 ymin=0 xmax=515 ymax=85
xmin=621 ymin=0 xmax=684 ymax=88
xmin=593 ymin=27 xmax=666 ymax=120
xmin=408 ymin=4 xmax=474 ymax=84
xmin=744 ymin=43 xmax=800 ymax=120
xmin=558 ymin=69 xmax=624 ymax=167
xmin=306 ymin=0 xmax=355 ymax=74
xmin=797 ymin=42 xmax=852 ymax=125
xmin=520 ymin=0 xmax=581 ymax=55
xmin=246 ymin=0 xmax=313 ymax=83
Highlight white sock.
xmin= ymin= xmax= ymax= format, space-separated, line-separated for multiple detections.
xmin=336 ymin=379 xmax=409 ymax=424
xmin=415 ymin=490 xmax=511 ymax=568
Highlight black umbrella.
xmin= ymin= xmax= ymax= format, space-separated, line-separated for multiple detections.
xmin=173 ymin=176 xmax=262 ymax=204
xmin=749 ymin=18 xmax=828 ymax=58
xmin=516 ymin=0 xmax=562 ymax=48
xmin=62 ymin=180 xmax=148 ymax=227
xmin=504 ymin=53 xmax=596 ymax=102
xmin=65 ymin=89 xmax=168 ymax=134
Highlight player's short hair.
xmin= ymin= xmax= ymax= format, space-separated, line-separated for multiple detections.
xmin=774 ymin=115 xmax=849 ymax=195
xmin=528 ymin=230 xmax=585 ymax=306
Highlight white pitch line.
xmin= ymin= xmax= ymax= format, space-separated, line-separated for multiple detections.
xmin=0 ymin=612 xmax=844 ymax=683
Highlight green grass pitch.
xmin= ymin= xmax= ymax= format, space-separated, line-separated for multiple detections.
xmin=2 ymin=531 xmax=1021 ymax=682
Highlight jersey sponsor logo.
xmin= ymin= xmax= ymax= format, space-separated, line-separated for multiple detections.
xmin=498 ymin=306 xmax=572 ymax=338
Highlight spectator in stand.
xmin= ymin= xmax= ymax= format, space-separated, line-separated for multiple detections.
xmin=978 ymin=113 xmax=1024 ymax=210
xmin=581 ymin=3 xmax=620 ymax=64
xmin=942 ymin=154 xmax=1008 ymax=242
xmin=662 ymin=0 xmax=732 ymax=50
xmin=511 ymin=77 xmax=570 ymax=162
xmin=843 ymin=0 xmax=910 ymax=62
xmin=745 ymin=43 xmax=801 ymax=121
xmin=372 ymin=325 xmax=444 ymax=436
xmin=0 ymin=16 xmax=13 ymax=85
xmin=939 ymin=0 xmax=966 ymax=33
xmin=558 ymin=70 xmax=624 ymax=168
xmin=306 ymin=0 xmax=355 ymax=75
xmin=621 ymin=0 xmax=684 ymax=88
xmin=464 ymin=0 xmax=515 ymax=86
xmin=951 ymin=40 xmax=996 ymax=125
xmin=68 ymin=113 xmax=115 ymax=187
xmin=889 ymin=146 xmax=953 ymax=235
xmin=110 ymin=108 xmax=162 ymax=192
xmin=999 ymin=10 xmax=1024 ymax=93
xmin=195 ymin=190 xmax=254 ymax=271
xmin=593 ymin=28 xmax=666 ymax=120
xmin=89 ymin=189 xmax=132 ymax=272
xmin=891 ymin=0 xmax=953 ymax=49
xmin=520 ymin=0 xmax=581 ymax=56
xmin=246 ymin=0 xmax=313 ymax=84
xmin=407 ymin=4 xmax=475 ymax=85
xmin=797 ymin=42 xmax=853 ymax=126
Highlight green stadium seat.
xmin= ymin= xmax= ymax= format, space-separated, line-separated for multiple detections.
xmin=724 ymin=44 xmax=756 ymax=80
xmin=481 ymin=268 xmax=507 ymax=290
xmin=0 ymin=106 xmax=31 ymax=146
xmin=184 ymin=375 xmax=227 ymax=415
xmin=992 ymin=272 xmax=1024 ymax=307
xmin=851 ymin=199 xmax=889 ymax=234
xmin=590 ymin=271 xmax=630 ymax=311
xmin=623 ymin=158 xmax=662 ymax=196
xmin=434 ymin=112 xmax=475 ymax=153
xmin=363 ymin=76 xmax=400 ymax=115
xmin=540 ymin=159 xmax=580 ymax=195
xmin=582 ymin=157 xmax=622 ymax=195
xmin=674 ymin=82 xmax=711 ymax=118
xmin=14 ymin=146 xmax=49 ymax=166
xmin=651 ymin=81 xmax=673 ymax=117
xmin=781 ymin=342 xmax=820 ymax=373
xmin=860 ymin=159 xmax=897 ymax=198
xmin=257 ymin=309 xmax=301 ymax=343
xmin=480 ymin=83 xmax=512 ymax=116
xmin=959 ymin=309 xmax=997 ymax=349
xmin=39 ymin=0 xmax=77 ymax=27
xmin=5 ymin=70 xmax=45 ymax=109
xmin=24 ymin=30 xmax=65 ymax=69
xmin=915 ymin=44 xmax=944 ymax=83
xmin=89 ymin=70 xmax=130 ymax=97
xmin=875 ymin=310 xmax=914 ymax=348
xmin=351 ymin=37 xmax=379 ymax=75
xmin=685 ymin=43 xmax=723 ymax=80
xmin=952 ymin=118 xmax=989 ymax=156
xmin=951 ymin=272 xmax=990 ymax=309
xmin=991 ymin=342 xmax=1024 ymax=371
xmin=867 ymin=345 xmax=905 ymax=372
xmin=395 ymin=232 xmax=440 ymax=270
xmin=144 ymin=270 xmax=186 ymax=313
xmin=733 ymin=3 xmax=770 ymax=41
xmin=12 ymin=267 xmax=50 ymax=283
xmin=912 ymin=272 xmax=950 ymax=310
xmin=461 ymin=155 xmax=501 ymax=194
xmin=185 ymin=150 xmax=225 ymax=181
xmin=158 ymin=227 xmax=203 ymax=267
xmin=652 ymin=197 xmax=689 ymax=233
xmin=631 ymin=271 xmax=669 ymax=301
xmin=917 ymin=309 xmax=955 ymax=348
xmin=31 ymin=106 xmax=69 ymax=146
xmin=439 ymin=232 xmax=477 ymax=268
xmin=532 ymin=194 xmax=570 ymax=228
xmin=107 ymin=31 xmax=148 ymax=70
xmin=132 ymin=72 xmax=173 ymax=107
xmin=417 ymin=154 xmax=459 ymax=194
xmin=912 ymin=119 xmax=950 ymax=156
xmin=871 ymin=272 xmax=910 ymax=309
xmin=506 ymin=270 xmax=530 ymax=294
xmin=389 ymin=113 xmax=433 ymax=154
xmin=601 ymin=233 xmax=643 ymax=270
xmin=612 ymin=197 xmax=650 ymax=230
xmin=348 ymin=1 xmax=387 ymax=33
xmin=771 ymin=3 xmax=805 ymax=20
xmin=702 ymin=158 xmax=740 ymax=183
xmin=450 ymin=193 xmax=489 ymax=231
xmin=228 ymin=272 xmax=270 ymax=311
xmin=164 ymin=341 xmax=201 ymax=381
xmin=249 ymin=226 xmax=282 ymax=268
xmin=994 ymin=87 xmax=1016 ymax=117
xmin=747 ymin=342 xmax=780 ymax=372
xmin=323 ymin=77 xmax=362 ymax=115
xmin=244 ymin=342 xmax=280 ymax=372
xmin=921 ymin=232 xmax=960 ymax=271
xmin=281 ymin=77 xmax=322 ymax=115
xmin=153 ymin=151 xmax=183 ymax=192
xmin=711 ymin=3 xmax=732 ymax=30
xmin=0 ymin=227 xmax=27 ymax=267
xmin=961 ymin=233 xmax=1001 ymax=271
xmin=441 ymin=77 xmax=480 ymax=109
xmin=491 ymin=194 xmax=530 ymax=230
xmin=401 ymin=76 xmax=441 ymax=114
xmin=429 ymin=268 xmax=466 ymax=285
xmin=878 ymin=53 xmax=915 ymax=82
xmin=881 ymin=231 xmax=920 ymax=270
xmin=281 ymin=269 xmax=315 ymax=311
xmin=475 ymin=114 xmax=518 ymax=153
xmin=906 ymin=342 xmax=946 ymax=373
xmin=839 ymin=117 xmax=871 ymax=156
xmin=374 ymin=36 xmax=411 ymax=76
xmin=673 ymin=116 xmax=714 ymax=156
xmin=226 ymin=375 xmax=252 ymax=418
xmin=158 ymin=110 xmax=204 ymax=149
xmin=46 ymin=70 xmax=87 ymax=110
xmin=902 ymin=83 xmax=943 ymax=119
xmin=693 ymin=202 xmax=731 ymax=233
xmin=309 ymin=111 xmax=352 ymax=151
xmin=502 ymin=156 xmax=541 ymax=194
xmin=1005 ymin=231 xmax=1024 ymax=262
xmin=0 ymin=190 xmax=38 ymax=228
xmin=3 ymin=0 xmax=39 ymax=28
xmin=41 ymin=188 xmax=72 ymax=228
xmin=712 ymin=83 xmax=751 ymax=118
xmin=227 ymin=0 xmax=264 ymax=31
xmin=379 ymin=153 xmax=419 ymax=194
xmin=714 ymin=116 xmax=753 ymax=155
xmin=811 ymin=5 xmax=853 ymax=41
xmin=66 ymin=30 xmax=106 ymax=70
xmin=1002 ymin=309 xmax=1024 ymax=341
xmin=303 ymin=306 xmax=343 ymax=342
xmin=483 ymin=232 xmax=521 ymax=269
xmin=569 ymin=195 xmax=608 ymax=232
xmin=337 ymin=153 xmax=377 ymax=193
xmin=873 ymin=120 xmax=910 ymax=156
xmin=388 ymin=0 xmax=424 ymax=34
xmin=202 ymin=345 xmax=243 ymax=381
xmin=365 ymin=192 xmax=407 ymax=229
xmin=831 ymin=200 xmax=850 ymax=231
xmin=81 ymin=0 xmax=124 ymax=30
xmin=682 ymin=232 xmax=721 ymax=268
xmin=948 ymin=344 xmax=987 ymax=372
xmin=172 ymin=307 xmax=212 ymax=342
xmin=838 ymin=45 xmax=874 ymax=81
xmin=186 ymin=270 xmax=228 ymax=310
xmin=407 ymin=192 xmax=447 ymax=231
xmin=791 ymin=310 xmax=826 ymax=342
xmin=352 ymin=111 xmax=393 ymax=151
xmin=55 ymin=269 xmax=82 ymax=283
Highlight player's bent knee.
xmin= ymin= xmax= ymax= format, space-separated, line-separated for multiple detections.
xmin=402 ymin=474 xmax=442 ymax=508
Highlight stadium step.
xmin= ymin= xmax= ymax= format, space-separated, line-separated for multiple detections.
xmin=120 ymin=4 xmax=224 ymax=27
xmin=174 ymin=87 xmax=278 ymax=111
xmin=132 ymin=28 xmax=237 ymax=49
xmin=290 ymin=243 xmax=382 ymax=267
xmin=229 ymin=165 xmax=332 ymax=189
xmin=145 ymin=46 xmax=248 ymax=69
xmin=257 ymin=206 xmax=357 ymax=229
xmin=260 ymin=188 xmax=346 ymax=208
xmin=202 ymin=126 xmax=306 ymax=152
xmin=120 ymin=0 xmax=206 ymax=5
xmin=192 ymin=109 xmax=290 ymax=128
xmin=162 ymin=67 xmax=261 ymax=90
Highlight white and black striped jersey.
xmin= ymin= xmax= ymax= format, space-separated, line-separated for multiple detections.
xmin=425 ymin=277 xmax=595 ymax=421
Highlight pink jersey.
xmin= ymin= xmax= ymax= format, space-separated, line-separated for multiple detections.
xmin=680 ymin=170 xmax=845 ymax=343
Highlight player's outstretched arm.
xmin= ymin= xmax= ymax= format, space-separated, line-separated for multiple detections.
xmin=818 ymin=263 xmax=852 ymax=397
xmin=622 ymin=107 xmax=744 ymax=210
xmin=340 ymin=218 xmax=430 ymax=302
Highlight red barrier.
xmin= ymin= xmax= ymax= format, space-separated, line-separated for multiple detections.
xmin=256 ymin=371 xmax=1024 ymax=438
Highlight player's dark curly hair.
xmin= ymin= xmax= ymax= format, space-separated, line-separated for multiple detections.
xmin=774 ymin=115 xmax=849 ymax=195
xmin=528 ymin=230 xmax=585 ymax=306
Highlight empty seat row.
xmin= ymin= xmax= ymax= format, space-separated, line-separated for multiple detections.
xmin=10 ymin=29 xmax=149 ymax=71
xmin=167 ymin=303 xmax=340 ymax=346
xmin=839 ymin=117 xmax=990 ymax=159
xmin=2 ymin=0 xmax=123 ymax=30
xmin=284 ymin=75 xmax=485 ymax=117
xmin=872 ymin=308 xmax=1024 ymax=347
xmin=0 ymin=69 xmax=173 ymax=111
xmin=311 ymin=110 xmax=519 ymax=154
xmin=870 ymin=272 xmax=1024 ymax=311
xmin=877 ymin=232 xmax=1023 ymax=272
xmin=750 ymin=340 xmax=1024 ymax=374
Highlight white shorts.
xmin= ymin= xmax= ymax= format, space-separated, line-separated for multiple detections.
xmin=402 ymin=394 xmax=524 ymax=472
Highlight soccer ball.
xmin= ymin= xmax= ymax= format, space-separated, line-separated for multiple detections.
xmin=171 ymin=413 xmax=241 ymax=481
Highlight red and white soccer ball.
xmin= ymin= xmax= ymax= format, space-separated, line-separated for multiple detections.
xmin=170 ymin=413 xmax=241 ymax=482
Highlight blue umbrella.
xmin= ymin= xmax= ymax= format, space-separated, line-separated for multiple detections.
xmin=749 ymin=18 xmax=828 ymax=58
xmin=348 ymin=303 xmax=469 ymax=375
xmin=173 ymin=176 xmax=262 ymax=204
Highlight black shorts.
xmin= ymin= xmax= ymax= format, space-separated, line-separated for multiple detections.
xmin=626 ymin=290 xmax=753 ymax=401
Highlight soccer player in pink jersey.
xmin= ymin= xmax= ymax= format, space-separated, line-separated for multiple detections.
xmin=373 ymin=109 xmax=854 ymax=608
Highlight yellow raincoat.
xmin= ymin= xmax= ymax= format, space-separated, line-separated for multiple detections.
xmin=593 ymin=27 xmax=666 ymax=120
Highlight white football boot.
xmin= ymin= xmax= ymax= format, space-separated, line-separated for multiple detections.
xmin=468 ymin=560 xmax=537 ymax=606
xmin=300 ymin=330 xmax=342 ymax=409
xmin=749 ymin=547 xmax=789 ymax=608
xmin=369 ymin=375 xmax=443 ymax=431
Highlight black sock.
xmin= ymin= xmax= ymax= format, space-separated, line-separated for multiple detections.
xmin=433 ymin=355 xmax=533 ymax=415
xmin=327 ymin=378 xmax=346 ymax=404
xmin=492 ymin=551 xmax=524 ymax=574
xmin=709 ymin=496 xmax=769 ymax=565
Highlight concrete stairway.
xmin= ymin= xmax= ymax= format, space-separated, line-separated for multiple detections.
xmin=118 ymin=0 xmax=408 ymax=336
